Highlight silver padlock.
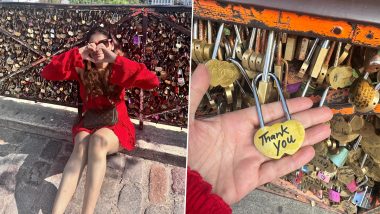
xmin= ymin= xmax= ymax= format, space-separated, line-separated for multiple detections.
xmin=352 ymin=186 xmax=373 ymax=209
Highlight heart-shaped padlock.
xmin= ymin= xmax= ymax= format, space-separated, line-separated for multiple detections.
xmin=349 ymin=76 xmax=380 ymax=113
xmin=252 ymin=73 xmax=305 ymax=159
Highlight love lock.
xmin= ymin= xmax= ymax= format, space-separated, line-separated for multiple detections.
xmin=349 ymin=74 xmax=380 ymax=113
xmin=328 ymin=134 xmax=361 ymax=167
xmin=252 ymin=72 xmax=305 ymax=159
xmin=352 ymin=186 xmax=374 ymax=209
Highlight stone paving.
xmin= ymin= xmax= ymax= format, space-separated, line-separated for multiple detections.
xmin=0 ymin=126 xmax=185 ymax=214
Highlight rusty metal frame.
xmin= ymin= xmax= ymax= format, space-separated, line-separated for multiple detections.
xmin=193 ymin=0 xmax=380 ymax=48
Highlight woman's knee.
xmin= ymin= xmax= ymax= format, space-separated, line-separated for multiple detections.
xmin=88 ymin=133 xmax=109 ymax=157
xmin=72 ymin=132 xmax=90 ymax=158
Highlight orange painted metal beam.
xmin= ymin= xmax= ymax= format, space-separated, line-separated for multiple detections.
xmin=194 ymin=0 xmax=380 ymax=48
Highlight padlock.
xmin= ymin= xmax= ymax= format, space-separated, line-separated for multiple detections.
xmin=356 ymin=175 xmax=369 ymax=191
xmin=248 ymin=28 xmax=262 ymax=71
xmin=349 ymin=74 xmax=379 ymax=113
xmin=205 ymin=23 xmax=241 ymax=88
xmin=257 ymin=31 xmax=275 ymax=104
xmin=251 ymin=72 xmax=305 ymax=159
xmin=191 ymin=20 xmax=201 ymax=63
xmin=328 ymin=187 xmax=341 ymax=203
xmin=352 ymin=186 xmax=373 ymax=209
xmin=241 ymin=28 xmax=257 ymax=79
xmin=274 ymin=35 xmax=284 ymax=84
xmin=284 ymin=35 xmax=297 ymax=61
xmin=233 ymin=25 xmax=245 ymax=60
xmin=311 ymin=40 xmax=330 ymax=78
xmin=202 ymin=20 xmax=214 ymax=62
xmin=295 ymin=37 xmax=309 ymax=61
xmin=326 ymin=45 xmax=354 ymax=89
xmin=317 ymin=171 xmax=331 ymax=183
xmin=241 ymin=28 xmax=256 ymax=71
xmin=338 ymin=43 xmax=352 ymax=65
xmin=177 ymin=69 xmax=185 ymax=87
xmin=365 ymin=50 xmax=380 ymax=73
xmin=317 ymin=41 xmax=336 ymax=85
xmin=328 ymin=146 xmax=349 ymax=167
xmin=297 ymin=38 xmax=319 ymax=78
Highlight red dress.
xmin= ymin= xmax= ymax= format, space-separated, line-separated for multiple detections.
xmin=186 ymin=167 xmax=232 ymax=214
xmin=41 ymin=47 xmax=159 ymax=151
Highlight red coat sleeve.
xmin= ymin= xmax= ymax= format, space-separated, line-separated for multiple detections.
xmin=41 ymin=47 xmax=83 ymax=81
xmin=186 ymin=167 xmax=232 ymax=214
xmin=109 ymin=56 xmax=160 ymax=89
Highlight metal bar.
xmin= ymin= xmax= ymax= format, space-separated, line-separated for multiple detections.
xmin=219 ymin=0 xmax=380 ymax=26
xmin=193 ymin=0 xmax=380 ymax=48
xmin=0 ymin=57 xmax=47 ymax=83
xmin=139 ymin=9 xmax=148 ymax=130
xmin=0 ymin=27 xmax=45 ymax=57
xmin=262 ymin=31 xmax=275 ymax=82
xmin=144 ymin=104 xmax=188 ymax=118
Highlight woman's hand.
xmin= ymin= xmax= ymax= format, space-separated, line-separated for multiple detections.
xmin=78 ymin=43 xmax=117 ymax=64
xmin=188 ymin=64 xmax=333 ymax=205
xmin=94 ymin=43 xmax=117 ymax=63
xmin=79 ymin=43 xmax=97 ymax=62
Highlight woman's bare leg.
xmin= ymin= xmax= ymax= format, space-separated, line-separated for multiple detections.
xmin=82 ymin=128 xmax=122 ymax=214
xmin=52 ymin=131 xmax=90 ymax=214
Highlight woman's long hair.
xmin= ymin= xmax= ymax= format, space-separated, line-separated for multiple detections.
xmin=78 ymin=27 xmax=124 ymax=103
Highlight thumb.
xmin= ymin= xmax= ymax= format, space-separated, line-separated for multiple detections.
xmin=189 ymin=64 xmax=211 ymax=122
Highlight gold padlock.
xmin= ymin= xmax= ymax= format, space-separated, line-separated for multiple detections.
xmin=349 ymin=75 xmax=379 ymax=113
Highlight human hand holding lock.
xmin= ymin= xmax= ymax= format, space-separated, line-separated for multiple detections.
xmin=188 ymin=64 xmax=333 ymax=205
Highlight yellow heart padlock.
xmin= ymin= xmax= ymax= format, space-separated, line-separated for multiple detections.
xmin=251 ymin=72 xmax=305 ymax=159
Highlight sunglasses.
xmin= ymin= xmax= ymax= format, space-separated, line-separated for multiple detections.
xmin=90 ymin=39 xmax=112 ymax=47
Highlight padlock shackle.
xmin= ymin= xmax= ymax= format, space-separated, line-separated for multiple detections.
xmin=235 ymin=80 xmax=247 ymax=96
xmin=248 ymin=28 xmax=256 ymax=51
xmin=262 ymin=31 xmax=275 ymax=82
xmin=319 ymin=86 xmax=330 ymax=107
xmin=375 ymin=82 xmax=380 ymax=90
xmin=306 ymin=38 xmax=320 ymax=62
xmin=334 ymin=42 xmax=342 ymax=67
xmin=356 ymin=175 xmax=369 ymax=190
xmin=268 ymin=34 xmax=277 ymax=74
xmin=193 ymin=19 xmax=198 ymax=39
xmin=360 ymin=153 xmax=368 ymax=168
xmin=233 ymin=25 xmax=242 ymax=44
xmin=321 ymin=40 xmax=330 ymax=49
xmin=252 ymin=72 xmax=292 ymax=128
xmin=232 ymin=32 xmax=240 ymax=59
xmin=228 ymin=58 xmax=255 ymax=94
xmin=301 ymin=77 xmax=312 ymax=97
xmin=212 ymin=23 xmax=225 ymax=60
xmin=207 ymin=20 xmax=212 ymax=44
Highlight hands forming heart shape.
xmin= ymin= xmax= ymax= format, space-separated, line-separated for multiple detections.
xmin=79 ymin=43 xmax=117 ymax=64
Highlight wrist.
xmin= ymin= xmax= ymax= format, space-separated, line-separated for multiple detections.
xmin=109 ymin=53 xmax=117 ymax=63
xmin=78 ymin=46 xmax=86 ymax=56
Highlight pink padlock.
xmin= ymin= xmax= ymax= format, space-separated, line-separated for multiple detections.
xmin=329 ymin=189 xmax=341 ymax=203
xmin=346 ymin=180 xmax=357 ymax=193
xmin=317 ymin=171 xmax=330 ymax=183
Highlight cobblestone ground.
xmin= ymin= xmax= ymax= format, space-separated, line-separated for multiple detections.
xmin=0 ymin=126 xmax=185 ymax=214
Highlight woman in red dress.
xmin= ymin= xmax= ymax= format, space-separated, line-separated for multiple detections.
xmin=41 ymin=27 xmax=159 ymax=214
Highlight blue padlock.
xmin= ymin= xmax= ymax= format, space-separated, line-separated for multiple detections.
xmin=301 ymin=165 xmax=310 ymax=174
xmin=328 ymin=147 xmax=349 ymax=167
xmin=352 ymin=186 xmax=373 ymax=209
